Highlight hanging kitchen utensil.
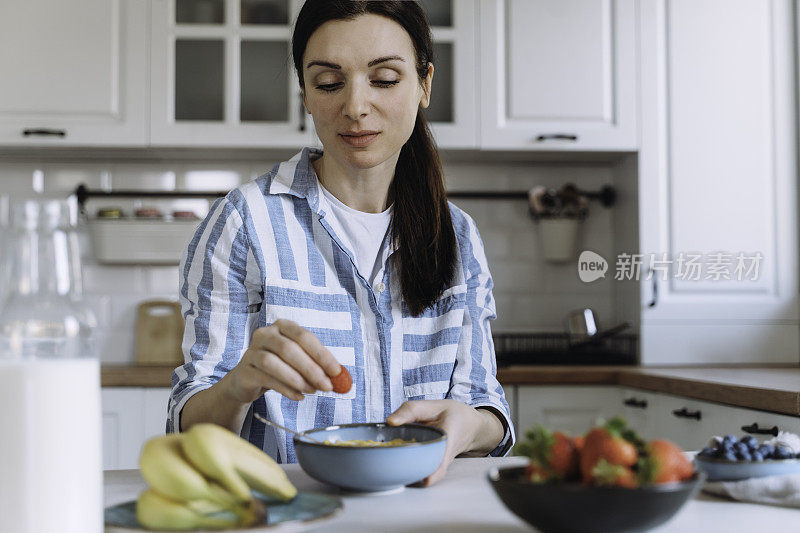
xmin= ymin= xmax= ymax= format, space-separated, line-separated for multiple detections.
xmin=134 ymin=300 xmax=184 ymax=365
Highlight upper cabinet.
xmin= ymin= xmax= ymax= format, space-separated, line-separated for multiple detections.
xmin=479 ymin=0 xmax=638 ymax=151
xmin=150 ymin=0 xmax=318 ymax=147
xmin=420 ymin=0 xmax=479 ymax=148
xmin=637 ymin=0 xmax=798 ymax=364
xmin=0 ymin=0 xmax=148 ymax=146
xmin=149 ymin=0 xmax=477 ymax=149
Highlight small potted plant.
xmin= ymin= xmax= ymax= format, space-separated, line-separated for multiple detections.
xmin=528 ymin=184 xmax=589 ymax=263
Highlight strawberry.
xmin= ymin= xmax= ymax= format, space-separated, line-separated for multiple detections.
xmin=591 ymin=458 xmax=638 ymax=488
xmin=580 ymin=417 xmax=640 ymax=485
xmin=638 ymin=439 xmax=694 ymax=484
xmin=330 ymin=365 xmax=352 ymax=394
xmin=516 ymin=425 xmax=579 ymax=482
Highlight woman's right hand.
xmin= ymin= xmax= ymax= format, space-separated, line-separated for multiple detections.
xmin=220 ymin=318 xmax=342 ymax=405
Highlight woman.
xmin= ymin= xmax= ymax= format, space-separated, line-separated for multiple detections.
xmin=168 ymin=0 xmax=514 ymax=486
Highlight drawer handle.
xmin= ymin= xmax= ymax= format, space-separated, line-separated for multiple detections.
xmin=535 ymin=133 xmax=578 ymax=142
xmin=623 ymin=398 xmax=647 ymax=409
xmin=741 ymin=423 xmax=779 ymax=436
xmin=23 ymin=128 xmax=66 ymax=137
xmin=672 ymin=407 xmax=701 ymax=421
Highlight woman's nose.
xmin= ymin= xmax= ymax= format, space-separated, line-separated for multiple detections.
xmin=342 ymin=81 xmax=370 ymax=120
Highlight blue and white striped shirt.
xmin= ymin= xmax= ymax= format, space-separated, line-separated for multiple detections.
xmin=167 ymin=147 xmax=515 ymax=462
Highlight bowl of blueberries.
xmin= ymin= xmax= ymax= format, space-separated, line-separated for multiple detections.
xmin=695 ymin=432 xmax=800 ymax=481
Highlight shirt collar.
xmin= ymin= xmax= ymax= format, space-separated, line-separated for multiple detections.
xmin=267 ymin=146 xmax=399 ymax=256
xmin=267 ymin=146 xmax=324 ymax=211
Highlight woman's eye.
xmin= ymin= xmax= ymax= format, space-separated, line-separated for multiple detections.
xmin=315 ymin=80 xmax=399 ymax=92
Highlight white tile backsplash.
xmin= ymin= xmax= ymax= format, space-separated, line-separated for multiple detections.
xmin=0 ymin=155 xmax=622 ymax=362
xmin=145 ymin=266 xmax=180 ymax=294
xmin=42 ymin=163 xmax=107 ymax=193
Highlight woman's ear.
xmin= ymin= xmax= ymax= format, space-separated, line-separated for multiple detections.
xmin=420 ymin=62 xmax=434 ymax=108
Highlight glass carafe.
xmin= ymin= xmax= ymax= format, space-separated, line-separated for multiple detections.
xmin=0 ymin=197 xmax=102 ymax=533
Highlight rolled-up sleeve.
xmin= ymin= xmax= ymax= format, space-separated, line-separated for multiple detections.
xmin=447 ymin=211 xmax=515 ymax=456
xmin=166 ymin=196 xmax=263 ymax=435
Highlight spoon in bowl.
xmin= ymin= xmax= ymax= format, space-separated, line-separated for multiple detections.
xmin=252 ymin=411 xmax=324 ymax=444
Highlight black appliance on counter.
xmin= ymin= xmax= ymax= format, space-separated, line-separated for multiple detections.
xmin=493 ymin=333 xmax=638 ymax=366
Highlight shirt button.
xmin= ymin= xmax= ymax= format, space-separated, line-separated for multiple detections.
xmin=376 ymin=282 xmax=386 ymax=293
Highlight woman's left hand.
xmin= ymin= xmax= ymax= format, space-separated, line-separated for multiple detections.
xmin=386 ymin=400 xmax=503 ymax=487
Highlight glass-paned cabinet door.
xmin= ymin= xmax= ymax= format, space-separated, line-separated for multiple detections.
xmin=418 ymin=0 xmax=478 ymax=148
xmin=151 ymin=0 xmax=318 ymax=147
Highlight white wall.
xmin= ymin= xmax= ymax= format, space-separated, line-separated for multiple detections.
xmin=0 ymin=154 xmax=621 ymax=363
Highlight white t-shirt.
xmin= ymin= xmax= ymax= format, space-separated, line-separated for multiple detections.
xmin=317 ymin=179 xmax=392 ymax=286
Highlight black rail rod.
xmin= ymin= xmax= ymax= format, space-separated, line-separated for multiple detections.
xmin=74 ymin=185 xmax=615 ymax=205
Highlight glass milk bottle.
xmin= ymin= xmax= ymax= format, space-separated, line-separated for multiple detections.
xmin=0 ymin=197 xmax=102 ymax=533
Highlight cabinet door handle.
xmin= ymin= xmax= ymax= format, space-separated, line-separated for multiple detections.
xmin=298 ymin=94 xmax=306 ymax=132
xmin=671 ymin=407 xmax=701 ymax=420
xmin=741 ymin=423 xmax=779 ymax=436
xmin=648 ymin=269 xmax=658 ymax=307
xmin=535 ymin=133 xmax=578 ymax=142
xmin=623 ymin=398 xmax=647 ymax=409
xmin=23 ymin=128 xmax=66 ymax=137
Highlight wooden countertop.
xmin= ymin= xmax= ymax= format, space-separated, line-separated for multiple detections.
xmin=102 ymin=364 xmax=800 ymax=416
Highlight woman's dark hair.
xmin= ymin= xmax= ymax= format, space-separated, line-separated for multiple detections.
xmin=292 ymin=0 xmax=457 ymax=316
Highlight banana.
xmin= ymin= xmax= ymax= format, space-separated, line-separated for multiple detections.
xmin=138 ymin=433 xmax=265 ymax=527
xmin=181 ymin=423 xmax=298 ymax=503
xmin=135 ymin=489 xmax=238 ymax=531
xmin=139 ymin=433 xmax=239 ymax=509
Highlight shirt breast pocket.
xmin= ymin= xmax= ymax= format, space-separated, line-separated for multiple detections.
xmin=401 ymin=284 xmax=468 ymax=400
xmin=262 ymin=277 xmax=357 ymax=400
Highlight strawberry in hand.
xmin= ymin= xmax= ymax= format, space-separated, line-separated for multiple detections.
xmin=515 ymin=425 xmax=580 ymax=483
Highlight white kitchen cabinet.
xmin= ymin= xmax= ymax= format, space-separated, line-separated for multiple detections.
xmin=0 ymin=0 xmax=148 ymax=146
xmin=516 ymin=385 xmax=800 ymax=453
xmin=150 ymin=0 xmax=477 ymax=148
xmin=515 ymin=385 xmax=623 ymax=439
xmin=150 ymin=0 xmax=316 ymax=148
xmin=102 ymin=389 xmax=146 ymax=471
xmin=102 ymin=387 xmax=171 ymax=470
xmin=478 ymin=0 xmax=638 ymax=151
xmin=635 ymin=390 xmax=800 ymax=451
xmin=637 ymin=0 xmax=799 ymax=364
xmin=618 ymin=387 xmax=655 ymax=440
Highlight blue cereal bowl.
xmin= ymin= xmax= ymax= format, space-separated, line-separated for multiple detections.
xmin=294 ymin=422 xmax=446 ymax=492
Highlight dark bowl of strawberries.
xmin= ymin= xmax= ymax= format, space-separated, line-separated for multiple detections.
xmin=488 ymin=417 xmax=705 ymax=533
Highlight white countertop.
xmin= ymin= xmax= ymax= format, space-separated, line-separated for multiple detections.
xmin=105 ymin=457 xmax=800 ymax=532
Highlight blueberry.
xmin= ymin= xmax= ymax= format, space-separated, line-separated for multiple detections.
xmin=738 ymin=450 xmax=753 ymax=461
xmin=698 ymin=446 xmax=714 ymax=457
xmin=774 ymin=446 xmax=793 ymax=459
xmin=723 ymin=450 xmax=737 ymax=461
xmin=752 ymin=451 xmax=764 ymax=462
xmin=722 ymin=435 xmax=737 ymax=446
xmin=713 ymin=447 xmax=727 ymax=458
xmin=757 ymin=444 xmax=773 ymax=457
xmin=742 ymin=436 xmax=759 ymax=451
xmin=734 ymin=442 xmax=748 ymax=455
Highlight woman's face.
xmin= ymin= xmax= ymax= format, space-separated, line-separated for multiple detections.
xmin=301 ymin=14 xmax=433 ymax=171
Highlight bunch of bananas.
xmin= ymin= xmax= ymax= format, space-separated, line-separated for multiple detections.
xmin=135 ymin=423 xmax=297 ymax=530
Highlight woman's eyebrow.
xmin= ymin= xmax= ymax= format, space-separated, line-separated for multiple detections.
xmin=305 ymin=55 xmax=406 ymax=70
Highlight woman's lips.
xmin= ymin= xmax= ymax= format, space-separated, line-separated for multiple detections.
xmin=339 ymin=132 xmax=379 ymax=147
